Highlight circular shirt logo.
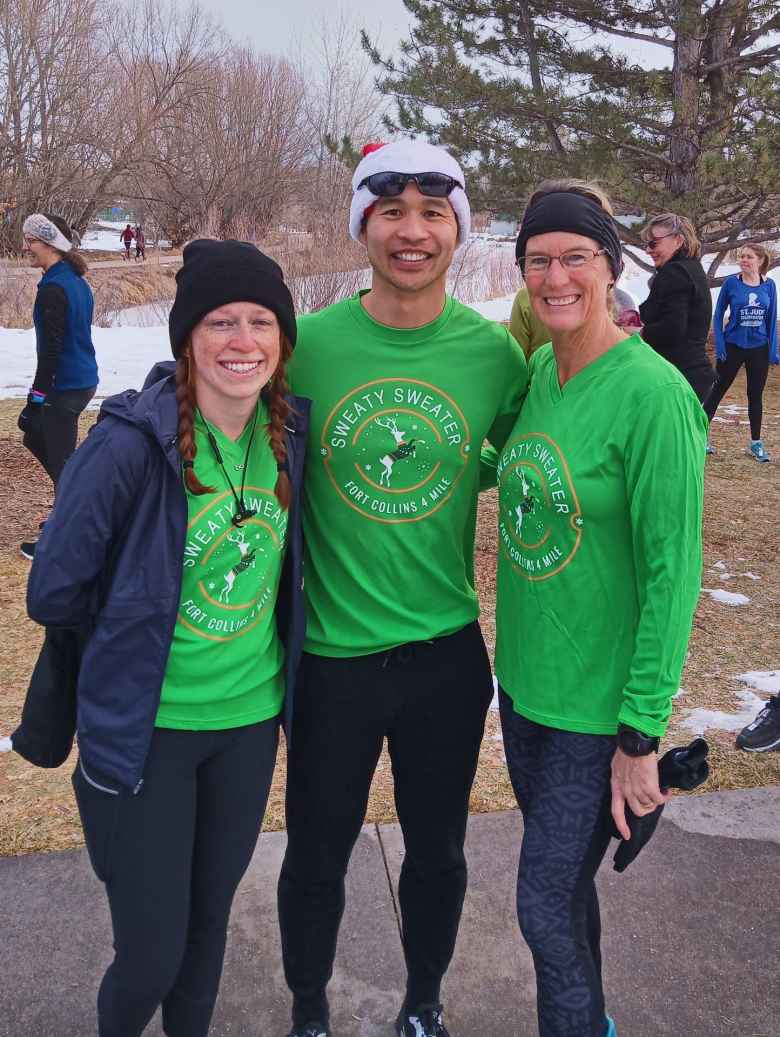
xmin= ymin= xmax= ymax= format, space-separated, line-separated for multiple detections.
xmin=177 ymin=488 xmax=287 ymax=641
xmin=320 ymin=378 xmax=471 ymax=523
xmin=498 ymin=433 xmax=582 ymax=580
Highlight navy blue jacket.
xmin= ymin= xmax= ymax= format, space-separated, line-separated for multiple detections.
xmin=26 ymin=365 xmax=309 ymax=791
xmin=33 ymin=260 xmax=98 ymax=392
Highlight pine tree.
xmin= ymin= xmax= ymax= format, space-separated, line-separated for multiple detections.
xmin=364 ymin=0 xmax=780 ymax=281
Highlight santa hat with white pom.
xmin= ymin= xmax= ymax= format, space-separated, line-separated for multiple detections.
xmin=349 ymin=140 xmax=471 ymax=245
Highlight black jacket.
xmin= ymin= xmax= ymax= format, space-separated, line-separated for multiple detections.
xmin=18 ymin=364 xmax=309 ymax=790
xmin=639 ymin=255 xmax=714 ymax=398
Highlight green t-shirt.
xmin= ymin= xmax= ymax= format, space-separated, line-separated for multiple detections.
xmin=287 ymin=291 xmax=528 ymax=657
xmin=494 ymin=335 xmax=706 ymax=737
xmin=157 ymin=405 xmax=287 ymax=730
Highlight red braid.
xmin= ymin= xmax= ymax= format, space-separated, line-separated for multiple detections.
xmin=175 ymin=350 xmax=214 ymax=495
xmin=265 ymin=333 xmax=294 ymax=510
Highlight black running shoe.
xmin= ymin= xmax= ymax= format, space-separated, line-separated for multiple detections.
xmin=736 ymin=697 xmax=780 ymax=752
xmin=285 ymin=1024 xmax=330 ymax=1037
xmin=20 ymin=541 xmax=36 ymax=560
xmin=396 ymin=1004 xmax=450 ymax=1037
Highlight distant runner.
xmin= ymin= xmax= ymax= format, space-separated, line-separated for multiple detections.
xmin=134 ymin=225 xmax=146 ymax=262
xmin=120 ymin=223 xmax=135 ymax=260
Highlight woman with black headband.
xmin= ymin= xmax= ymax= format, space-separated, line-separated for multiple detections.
xmin=25 ymin=240 xmax=310 ymax=1037
xmin=490 ymin=179 xmax=706 ymax=1036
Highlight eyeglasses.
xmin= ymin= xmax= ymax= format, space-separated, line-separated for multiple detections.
xmin=644 ymin=231 xmax=679 ymax=252
xmin=358 ymin=171 xmax=461 ymax=198
xmin=519 ymin=248 xmax=607 ymax=275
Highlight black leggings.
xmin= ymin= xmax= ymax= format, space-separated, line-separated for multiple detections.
xmin=73 ymin=718 xmax=279 ymax=1037
xmin=499 ymin=690 xmax=615 ymax=1037
xmin=22 ymin=385 xmax=96 ymax=489
xmin=278 ymin=621 xmax=493 ymax=1025
xmin=704 ymin=343 xmax=770 ymax=440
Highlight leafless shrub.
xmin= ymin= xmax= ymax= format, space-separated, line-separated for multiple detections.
xmin=0 ymin=270 xmax=36 ymax=327
xmin=448 ymin=242 xmax=519 ymax=304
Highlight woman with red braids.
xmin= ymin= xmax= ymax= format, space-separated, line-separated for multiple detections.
xmin=25 ymin=240 xmax=309 ymax=1037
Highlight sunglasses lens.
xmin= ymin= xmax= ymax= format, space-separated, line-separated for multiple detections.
xmin=364 ymin=172 xmax=407 ymax=197
xmin=415 ymin=173 xmax=457 ymax=197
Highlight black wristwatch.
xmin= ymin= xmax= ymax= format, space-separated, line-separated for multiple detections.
xmin=617 ymin=724 xmax=660 ymax=757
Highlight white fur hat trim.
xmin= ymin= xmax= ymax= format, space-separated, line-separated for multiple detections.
xmin=22 ymin=214 xmax=73 ymax=254
xmin=349 ymin=140 xmax=471 ymax=245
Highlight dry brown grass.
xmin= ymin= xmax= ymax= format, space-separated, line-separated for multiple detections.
xmin=0 ymin=264 xmax=178 ymax=329
xmin=0 ymin=369 xmax=778 ymax=856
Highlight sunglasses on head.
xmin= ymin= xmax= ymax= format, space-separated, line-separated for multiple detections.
xmin=359 ymin=171 xmax=461 ymax=198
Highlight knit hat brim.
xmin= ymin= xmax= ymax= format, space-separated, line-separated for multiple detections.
xmin=349 ymin=140 xmax=471 ymax=245
xmin=169 ymin=240 xmax=296 ymax=358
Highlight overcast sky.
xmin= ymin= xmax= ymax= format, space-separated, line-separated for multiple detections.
xmin=199 ymin=0 xmax=413 ymax=58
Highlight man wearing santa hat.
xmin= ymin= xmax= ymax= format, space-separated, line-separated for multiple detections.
xmin=279 ymin=140 xmax=527 ymax=1037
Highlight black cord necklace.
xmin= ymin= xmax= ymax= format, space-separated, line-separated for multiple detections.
xmin=205 ymin=407 xmax=259 ymax=526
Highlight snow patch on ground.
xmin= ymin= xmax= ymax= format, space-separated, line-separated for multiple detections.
xmin=742 ymin=572 xmax=761 ymax=581
xmin=737 ymin=671 xmax=780 ymax=695
xmin=467 ymin=295 xmax=516 ymax=322
xmin=0 ymin=736 xmax=12 ymax=753
xmin=1 ymin=324 xmax=171 ymax=399
xmin=702 ymin=588 xmax=751 ymax=606
xmin=673 ymin=687 xmax=686 ymax=699
xmin=680 ymin=689 xmax=765 ymax=736
xmin=489 ymin=674 xmax=499 ymax=711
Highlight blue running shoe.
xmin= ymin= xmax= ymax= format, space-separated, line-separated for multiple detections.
xmin=705 ymin=442 xmax=715 ymax=456
xmin=605 ymin=1018 xmax=617 ymax=1037
xmin=748 ymin=440 xmax=770 ymax=462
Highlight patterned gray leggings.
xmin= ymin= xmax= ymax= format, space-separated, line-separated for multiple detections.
xmin=499 ymin=688 xmax=616 ymax=1037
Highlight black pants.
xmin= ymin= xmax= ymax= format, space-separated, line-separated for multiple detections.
xmin=703 ymin=342 xmax=770 ymax=440
xmin=278 ymin=621 xmax=493 ymax=1025
xmin=73 ymin=718 xmax=279 ymax=1037
xmin=22 ymin=385 xmax=95 ymax=489
xmin=499 ymin=690 xmax=615 ymax=1037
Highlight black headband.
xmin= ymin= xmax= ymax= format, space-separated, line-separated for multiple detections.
xmin=515 ymin=192 xmax=623 ymax=279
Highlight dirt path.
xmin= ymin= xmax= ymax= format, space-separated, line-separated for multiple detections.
xmin=1 ymin=254 xmax=181 ymax=275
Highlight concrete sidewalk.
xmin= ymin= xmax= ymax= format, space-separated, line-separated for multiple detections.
xmin=2 ymin=789 xmax=778 ymax=1037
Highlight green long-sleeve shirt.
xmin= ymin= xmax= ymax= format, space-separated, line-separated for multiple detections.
xmin=494 ymin=335 xmax=706 ymax=737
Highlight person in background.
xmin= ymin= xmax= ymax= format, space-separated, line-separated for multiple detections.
xmin=134 ymin=225 xmax=146 ymax=262
xmin=639 ymin=213 xmax=714 ymax=402
xmin=703 ymin=243 xmax=778 ymax=461
xmin=509 ymin=284 xmax=551 ymax=359
xmin=494 ymin=178 xmax=705 ymax=1037
xmin=736 ymin=691 xmax=780 ymax=753
xmin=26 ymin=239 xmax=309 ymax=1037
xmin=19 ymin=213 xmax=98 ymax=560
xmin=612 ymin=285 xmax=642 ymax=329
xmin=120 ymin=223 xmax=135 ymax=259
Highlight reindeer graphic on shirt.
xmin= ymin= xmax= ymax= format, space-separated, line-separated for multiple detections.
xmin=374 ymin=416 xmax=419 ymax=487
xmin=218 ymin=528 xmax=260 ymax=604
xmin=514 ymin=468 xmax=538 ymax=536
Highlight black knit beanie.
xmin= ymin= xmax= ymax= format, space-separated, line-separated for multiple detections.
xmin=169 ymin=239 xmax=297 ymax=358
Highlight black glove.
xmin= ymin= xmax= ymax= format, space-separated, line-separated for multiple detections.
xmin=612 ymin=738 xmax=709 ymax=873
